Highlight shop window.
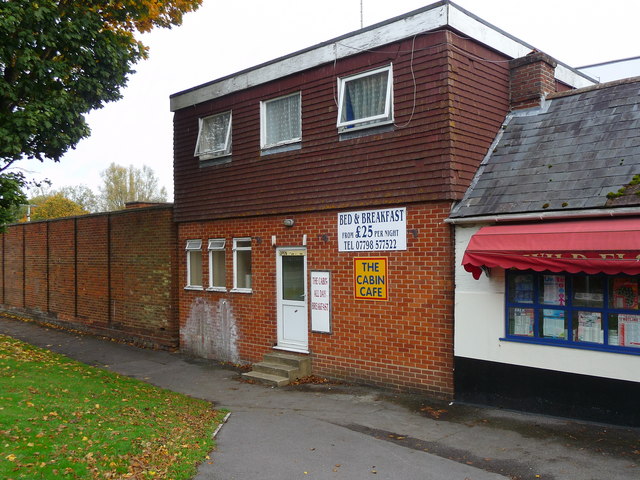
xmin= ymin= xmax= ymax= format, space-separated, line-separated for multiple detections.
xmin=261 ymin=92 xmax=301 ymax=150
xmin=185 ymin=240 xmax=203 ymax=289
xmin=194 ymin=111 xmax=232 ymax=160
xmin=233 ymin=238 xmax=252 ymax=292
xmin=505 ymin=271 xmax=640 ymax=353
xmin=337 ymin=65 xmax=393 ymax=132
xmin=208 ymin=238 xmax=226 ymax=290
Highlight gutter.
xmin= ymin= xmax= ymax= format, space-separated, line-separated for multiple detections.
xmin=445 ymin=207 xmax=640 ymax=225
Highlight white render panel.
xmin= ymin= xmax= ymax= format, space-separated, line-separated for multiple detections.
xmin=454 ymin=224 xmax=640 ymax=384
xmin=170 ymin=3 xmax=594 ymax=111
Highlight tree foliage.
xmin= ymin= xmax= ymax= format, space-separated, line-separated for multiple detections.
xmin=29 ymin=193 xmax=87 ymax=221
xmin=99 ymin=163 xmax=168 ymax=211
xmin=0 ymin=172 xmax=27 ymax=227
xmin=57 ymin=185 xmax=100 ymax=213
xmin=0 ymin=0 xmax=201 ymax=220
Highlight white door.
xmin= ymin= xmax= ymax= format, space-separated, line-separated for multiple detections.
xmin=276 ymin=248 xmax=308 ymax=352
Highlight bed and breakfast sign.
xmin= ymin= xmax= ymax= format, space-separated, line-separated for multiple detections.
xmin=337 ymin=207 xmax=407 ymax=252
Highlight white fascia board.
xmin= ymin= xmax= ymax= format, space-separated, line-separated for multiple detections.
xmin=555 ymin=64 xmax=596 ymax=89
xmin=170 ymin=4 xmax=448 ymax=112
xmin=447 ymin=4 xmax=534 ymax=60
xmin=170 ymin=1 xmax=595 ymax=112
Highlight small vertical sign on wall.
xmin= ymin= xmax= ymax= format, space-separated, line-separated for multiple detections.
xmin=311 ymin=270 xmax=331 ymax=333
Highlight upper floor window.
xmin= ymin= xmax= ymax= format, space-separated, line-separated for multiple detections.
xmin=195 ymin=111 xmax=232 ymax=159
xmin=185 ymin=239 xmax=203 ymax=289
xmin=505 ymin=270 xmax=640 ymax=354
xmin=261 ymin=92 xmax=301 ymax=149
xmin=337 ymin=65 xmax=393 ymax=132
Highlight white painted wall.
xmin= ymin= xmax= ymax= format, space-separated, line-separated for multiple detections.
xmin=454 ymin=223 xmax=640 ymax=384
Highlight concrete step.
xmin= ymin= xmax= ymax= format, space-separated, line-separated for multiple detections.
xmin=241 ymin=370 xmax=290 ymax=387
xmin=252 ymin=361 xmax=300 ymax=380
xmin=264 ymin=351 xmax=311 ymax=377
xmin=242 ymin=350 xmax=312 ymax=387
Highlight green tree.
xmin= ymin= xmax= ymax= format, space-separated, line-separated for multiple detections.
xmin=29 ymin=193 xmax=87 ymax=221
xmin=99 ymin=163 xmax=168 ymax=211
xmin=0 ymin=0 xmax=201 ymax=222
xmin=57 ymin=185 xmax=100 ymax=213
xmin=0 ymin=172 xmax=27 ymax=227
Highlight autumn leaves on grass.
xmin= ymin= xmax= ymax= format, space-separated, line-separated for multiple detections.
xmin=0 ymin=335 xmax=225 ymax=480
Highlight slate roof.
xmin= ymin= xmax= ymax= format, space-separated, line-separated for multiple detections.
xmin=450 ymin=77 xmax=640 ymax=219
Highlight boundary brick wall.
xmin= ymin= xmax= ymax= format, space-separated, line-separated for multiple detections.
xmin=178 ymin=202 xmax=455 ymax=398
xmin=0 ymin=205 xmax=179 ymax=349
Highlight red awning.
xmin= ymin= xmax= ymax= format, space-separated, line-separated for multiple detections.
xmin=462 ymin=218 xmax=640 ymax=280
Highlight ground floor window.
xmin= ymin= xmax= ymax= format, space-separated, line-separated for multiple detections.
xmin=233 ymin=238 xmax=252 ymax=291
xmin=208 ymin=238 xmax=226 ymax=290
xmin=185 ymin=240 xmax=203 ymax=289
xmin=505 ymin=270 xmax=640 ymax=353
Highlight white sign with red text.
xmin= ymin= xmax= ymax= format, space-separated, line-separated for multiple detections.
xmin=310 ymin=270 xmax=331 ymax=333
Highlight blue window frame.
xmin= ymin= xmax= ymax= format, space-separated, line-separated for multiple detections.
xmin=505 ymin=270 xmax=640 ymax=354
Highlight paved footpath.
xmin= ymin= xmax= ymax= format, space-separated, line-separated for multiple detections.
xmin=1 ymin=317 xmax=639 ymax=480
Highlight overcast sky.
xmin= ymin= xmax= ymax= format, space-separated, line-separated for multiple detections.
xmin=21 ymin=0 xmax=640 ymax=199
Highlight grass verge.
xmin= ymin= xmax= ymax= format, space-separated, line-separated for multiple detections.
xmin=0 ymin=334 xmax=225 ymax=479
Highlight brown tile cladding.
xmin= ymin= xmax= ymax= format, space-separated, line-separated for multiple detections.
xmin=172 ymin=30 xmax=510 ymax=223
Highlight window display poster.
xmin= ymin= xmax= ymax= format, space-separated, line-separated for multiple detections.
xmin=543 ymin=275 xmax=566 ymax=305
xmin=577 ymin=311 xmax=603 ymax=343
xmin=513 ymin=275 xmax=534 ymax=303
xmin=542 ymin=309 xmax=565 ymax=338
xmin=619 ymin=314 xmax=640 ymax=348
xmin=612 ymin=278 xmax=639 ymax=309
xmin=512 ymin=308 xmax=534 ymax=336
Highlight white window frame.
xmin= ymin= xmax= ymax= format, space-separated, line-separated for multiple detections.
xmin=185 ymin=239 xmax=203 ymax=290
xmin=208 ymin=238 xmax=226 ymax=291
xmin=336 ymin=64 xmax=394 ymax=132
xmin=194 ymin=111 xmax=232 ymax=159
xmin=260 ymin=92 xmax=302 ymax=149
xmin=232 ymin=237 xmax=252 ymax=293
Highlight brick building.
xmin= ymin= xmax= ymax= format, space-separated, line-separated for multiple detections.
xmin=170 ymin=0 xmax=593 ymax=396
xmin=451 ymin=72 xmax=640 ymax=425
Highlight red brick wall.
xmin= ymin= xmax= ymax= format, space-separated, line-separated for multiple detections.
xmin=509 ymin=51 xmax=558 ymax=110
xmin=110 ymin=207 xmax=178 ymax=343
xmin=0 ymin=206 xmax=178 ymax=348
xmin=178 ymin=202 xmax=454 ymax=398
xmin=4 ymin=225 xmax=24 ymax=307
xmin=77 ymin=215 xmax=109 ymax=328
xmin=49 ymin=219 xmax=76 ymax=320
xmin=24 ymin=222 xmax=48 ymax=312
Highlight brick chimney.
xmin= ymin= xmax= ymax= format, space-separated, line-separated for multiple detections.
xmin=509 ymin=50 xmax=558 ymax=110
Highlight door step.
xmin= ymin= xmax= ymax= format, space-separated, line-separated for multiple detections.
xmin=242 ymin=351 xmax=311 ymax=387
